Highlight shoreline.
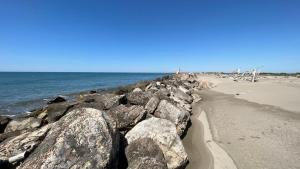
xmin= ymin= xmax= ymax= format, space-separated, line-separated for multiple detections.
xmin=183 ymin=90 xmax=237 ymax=169
xmin=0 ymin=76 xmax=167 ymax=117
xmin=0 ymin=72 xmax=168 ymax=116
xmin=197 ymin=109 xmax=237 ymax=169
xmin=182 ymin=101 xmax=213 ymax=169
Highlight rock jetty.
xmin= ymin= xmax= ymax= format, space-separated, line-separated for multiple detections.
xmin=0 ymin=73 xmax=202 ymax=169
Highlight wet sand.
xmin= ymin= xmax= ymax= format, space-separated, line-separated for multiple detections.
xmin=198 ymin=90 xmax=300 ymax=169
xmin=183 ymin=93 xmax=238 ymax=169
xmin=182 ymin=103 xmax=213 ymax=169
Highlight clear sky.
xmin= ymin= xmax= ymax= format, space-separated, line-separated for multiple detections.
xmin=0 ymin=0 xmax=299 ymax=72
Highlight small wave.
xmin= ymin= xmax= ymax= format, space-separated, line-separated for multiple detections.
xmin=0 ymin=114 xmax=17 ymax=118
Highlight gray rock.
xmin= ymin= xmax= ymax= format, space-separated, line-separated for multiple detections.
xmin=46 ymin=102 xmax=75 ymax=122
xmin=189 ymin=88 xmax=200 ymax=94
xmin=4 ymin=117 xmax=42 ymax=133
xmin=132 ymin=88 xmax=143 ymax=92
xmin=78 ymin=98 xmax=105 ymax=110
xmin=125 ymin=117 xmax=188 ymax=169
xmin=154 ymin=100 xmax=190 ymax=136
xmin=0 ymin=116 xmax=11 ymax=133
xmin=89 ymin=90 xmax=97 ymax=94
xmin=170 ymin=96 xmax=192 ymax=113
xmin=18 ymin=108 xmax=119 ymax=169
xmin=183 ymin=82 xmax=194 ymax=88
xmin=108 ymin=105 xmax=146 ymax=130
xmin=0 ymin=125 xmax=51 ymax=163
xmin=145 ymin=84 xmax=153 ymax=91
xmin=81 ymin=93 xmax=126 ymax=110
xmin=145 ymin=83 xmax=159 ymax=92
xmin=145 ymin=113 xmax=155 ymax=120
xmin=47 ymin=96 xmax=66 ymax=104
xmin=171 ymin=88 xmax=193 ymax=104
xmin=149 ymin=86 xmax=159 ymax=91
xmin=125 ymin=138 xmax=168 ymax=169
xmin=176 ymin=101 xmax=192 ymax=113
xmin=37 ymin=111 xmax=47 ymax=119
xmin=0 ymin=130 xmax=24 ymax=143
xmin=166 ymin=84 xmax=173 ymax=90
xmin=145 ymin=96 xmax=160 ymax=114
xmin=191 ymin=93 xmax=202 ymax=103
xmin=126 ymin=91 xmax=152 ymax=105
xmin=175 ymin=73 xmax=197 ymax=83
xmin=178 ymin=86 xmax=191 ymax=95
xmin=98 ymin=94 xmax=126 ymax=109
xmin=174 ymin=73 xmax=189 ymax=81
xmin=84 ymin=98 xmax=95 ymax=103
xmin=154 ymin=88 xmax=171 ymax=100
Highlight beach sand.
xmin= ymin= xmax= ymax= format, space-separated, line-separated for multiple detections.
xmin=183 ymin=75 xmax=300 ymax=169
xmin=182 ymin=103 xmax=213 ymax=169
xmin=199 ymin=75 xmax=300 ymax=113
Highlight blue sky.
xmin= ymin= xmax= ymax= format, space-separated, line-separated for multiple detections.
xmin=0 ymin=0 xmax=299 ymax=72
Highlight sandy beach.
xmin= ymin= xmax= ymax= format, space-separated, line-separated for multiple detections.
xmin=184 ymin=74 xmax=300 ymax=169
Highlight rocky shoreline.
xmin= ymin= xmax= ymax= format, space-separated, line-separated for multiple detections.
xmin=0 ymin=73 xmax=206 ymax=169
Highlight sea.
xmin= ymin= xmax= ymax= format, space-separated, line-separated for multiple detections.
xmin=0 ymin=72 xmax=166 ymax=116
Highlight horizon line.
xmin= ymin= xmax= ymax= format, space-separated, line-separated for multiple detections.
xmin=0 ymin=71 xmax=172 ymax=74
xmin=0 ymin=71 xmax=299 ymax=74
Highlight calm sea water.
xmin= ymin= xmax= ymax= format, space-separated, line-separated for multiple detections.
xmin=0 ymin=72 xmax=166 ymax=115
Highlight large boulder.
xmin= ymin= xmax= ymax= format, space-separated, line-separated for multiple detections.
xmin=145 ymin=83 xmax=159 ymax=92
xmin=0 ymin=125 xmax=51 ymax=164
xmin=154 ymin=88 xmax=171 ymax=100
xmin=97 ymin=93 xmax=126 ymax=110
xmin=125 ymin=117 xmax=188 ymax=169
xmin=178 ymin=86 xmax=191 ymax=95
xmin=4 ymin=117 xmax=42 ymax=133
xmin=108 ymin=105 xmax=146 ymax=130
xmin=0 ymin=130 xmax=23 ymax=143
xmin=126 ymin=91 xmax=152 ymax=105
xmin=0 ymin=116 xmax=11 ymax=133
xmin=154 ymin=100 xmax=190 ymax=136
xmin=191 ymin=93 xmax=202 ymax=103
xmin=18 ymin=108 xmax=119 ymax=169
xmin=176 ymin=101 xmax=192 ymax=113
xmin=171 ymin=88 xmax=192 ymax=104
xmin=145 ymin=96 xmax=160 ymax=114
xmin=46 ymin=102 xmax=75 ymax=122
xmin=80 ymin=93 xmax=126 ymax=110
xmin=125 ymin=138 xmax=168 ymax=169
xmin=170 ymin=96 xmax=192 ymax=113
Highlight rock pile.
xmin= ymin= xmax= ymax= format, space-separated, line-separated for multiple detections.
xmin=0 ymin=73 xmax=203 ymax=169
